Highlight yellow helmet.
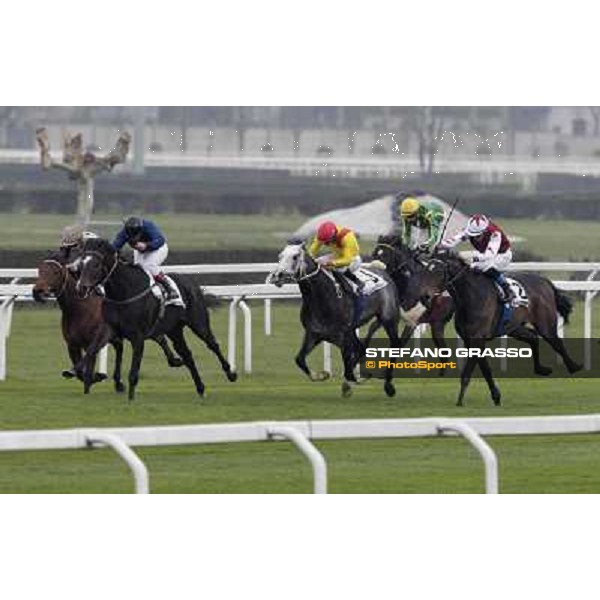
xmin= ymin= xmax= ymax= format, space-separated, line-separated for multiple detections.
xmin=401 ymin=197 xmax=420 ymax=218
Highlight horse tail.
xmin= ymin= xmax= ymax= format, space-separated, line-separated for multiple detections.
xmin=551 ymin=282 xmax=573 ymax=324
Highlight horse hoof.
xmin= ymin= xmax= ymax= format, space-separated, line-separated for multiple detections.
xmin=115 ymin=382 xmax=126 ymax=394
xmin=93 ymin=373 xmax=108 ymax=383
xmin=197 ymin=388 xmax=205 ymax=397
xmin=455 ymin=400 xmax=463 ymax=407
xmin=535 ymin=366 xmax=553 ymax=376
xmin=568 ymin=363 xmax=584 ymax=374
xmin=226 ymin=370 xmax=238 ymax=382
xmin=169 ymin=358 xmax=185 ymax=368
xmin=341 ymin=382 xmax=353 ymax=398
xmin=62 ymin=369 xmax=76 ymax=379
xmin=384 ymin=381 xmax=396 ymax=397
xmin=491 ymin=389 xmax=502 ymax=406
xmin=310 ymin=371 xmax=331 ymax=382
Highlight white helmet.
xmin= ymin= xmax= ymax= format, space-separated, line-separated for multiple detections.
xmin=466 ymin=214 xmax=489 ymax=237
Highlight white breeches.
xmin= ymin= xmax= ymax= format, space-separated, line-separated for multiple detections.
xmin=472 ymin=249 xmax=512 ymax=273
xmin=318 ymin=254 xmax=362 ymax=273
xmin=133 ymin=244 xmax=169 ymax=277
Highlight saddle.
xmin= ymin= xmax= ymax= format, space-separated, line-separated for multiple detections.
xmin=150 ymin=274 xmax=186 ymax=309
xmin=494 ymin=277 xmax=529 ymax=307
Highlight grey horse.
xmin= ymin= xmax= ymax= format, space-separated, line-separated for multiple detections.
xmin=268 ymin=241 xmax=401 ymax=397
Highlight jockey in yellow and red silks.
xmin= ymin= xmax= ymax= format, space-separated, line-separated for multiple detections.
xmin=308 ymin=221 xmax=364 ymax=292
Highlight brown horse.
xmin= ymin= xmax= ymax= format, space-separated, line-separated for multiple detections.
xmin=33 ymin=252 xmax=183 ymax=393
xmin=398 ymin=249 xmax=583 ymax=406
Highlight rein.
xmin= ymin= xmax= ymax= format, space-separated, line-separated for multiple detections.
xmin=295 ymin=250 xmax=342 ymax=298
xmin=84 ymin=250 xmax=153 ymax=305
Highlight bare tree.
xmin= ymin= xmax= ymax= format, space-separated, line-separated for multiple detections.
xmin=36 ymin=128 xmax=130 ymax=224
xmin=405 ymin=107 xmax=447 ymax=175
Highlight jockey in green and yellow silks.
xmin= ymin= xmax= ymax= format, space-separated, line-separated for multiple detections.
xmin=308 ymin=221 xmax=364 ymax=292
xmin=400 ymin=197 xmax=445 ymax=251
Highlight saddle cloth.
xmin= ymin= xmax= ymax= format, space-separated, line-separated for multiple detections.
xmin=350 ymin=268 xmax=388 ymax=296
xmin=495 ymin=277 xmax=529 ymax=307
xmin=150 ymin=274 xmax=186 ymax=307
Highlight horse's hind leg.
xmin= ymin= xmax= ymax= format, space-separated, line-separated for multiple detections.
xmin=295 ymin=330 xmax=328 ymax=381
xmin=110 ymin=337 xmax=126 ymax=393
xmin=510 ymin=325 xmax=553 ymax=376
xmin=431 ymin=321 xmax=449 ymax=377
xmin=153 ymin=334 xmax=184 ymax=368
xmin=477 ymin=357 xmax=501 ymax=406
xmin=168 ymin=327 xmax=205 ymax=397
xmin=533 ymin=319 xmax=584 ymax=374
xmin=188 ymin=317 xmax=236 ymax=382
xmin=363 ymin=319 xmax=381 ymax=347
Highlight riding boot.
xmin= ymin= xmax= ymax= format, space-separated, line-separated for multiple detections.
xmin=155 ymin=273 xmax=178 ymax=301
xmin=494 ymin=272 xmax=518 ymax=307
xmin=344 ymin=270 xmax=365 ymax=295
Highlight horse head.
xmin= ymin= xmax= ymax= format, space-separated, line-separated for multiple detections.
xmin=267 ymin=240 xmax=313 ymax=287
xmin=32 ymin=252 xmax=70 ymax=303
xmin=77 ymin=238 xmax=118 ymax=297
xmin=397 ymin=249 xmax=466 ymax=323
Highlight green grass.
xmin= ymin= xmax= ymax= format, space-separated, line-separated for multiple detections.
xmin=0 ymin=213 xmax=305 ymax=252
xmin=1 ymin=302 xmax=599 ymax=493
xmin=1 ymin=213 xmax=600 ymax=259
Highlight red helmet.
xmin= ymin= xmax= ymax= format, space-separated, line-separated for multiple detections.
xmin=316 ymin=221 xmax=338 ymax=243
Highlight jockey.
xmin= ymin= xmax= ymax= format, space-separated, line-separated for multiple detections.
xmin=59 ymin=224 xmax=98 ymax=267
xmin=112 ymin=216 xmax=178 ymax=301
xmin=440 ymin=213 xmax=517 ymax=307
xmin=308 ymin=221 xmax=364 ymax=292
xmin=399 ymin=196 xmax=445 ymax=251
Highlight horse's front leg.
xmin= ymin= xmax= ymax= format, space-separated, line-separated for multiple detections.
xmin=477 ymin=357 xmax=501 ymax=406
xmin=295 ymin=330 xmax=328 ymax=381
xmin=456 ymin=355 xmax=478 ymax=407
xmin=81 ymin=329 xmax=111 ymax=394
xmin=153 ymin=334 xmax=184 ymax=368
xmin=110 ymin=336 xmax=126 ymax=393
xmin=127 ymin=336 xmax=146 ymax=401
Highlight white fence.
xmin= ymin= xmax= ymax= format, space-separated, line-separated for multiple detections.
xmin=4 ymin=148 xmax=600 ymax=179
xmin=1 ymin=262 xmax=599 ymax=380
xmin=3 ymin=414 xmax=600 ymax=493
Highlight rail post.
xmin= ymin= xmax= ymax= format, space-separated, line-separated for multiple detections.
xmin=437 ymin=420 xmax=499 ymax=494
xmin=84 ymin=431 xmax=149 ymax=494
xmin=267 ymin=425 xmax=328 ymax=494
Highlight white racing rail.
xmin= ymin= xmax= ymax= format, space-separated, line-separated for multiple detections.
xmin=1 ymin=262 xmax=599 ymax=380
xmin=3 ymin=414 xmax=600 ymax=493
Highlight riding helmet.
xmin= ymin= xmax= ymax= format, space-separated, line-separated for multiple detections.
xmin=124 ymin=216 xmax=143 ymax=237
xmin=316 ymin=221 xmax=337 ymax=243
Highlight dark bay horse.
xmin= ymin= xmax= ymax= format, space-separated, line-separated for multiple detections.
xmin=33 ymin=253 xmax=125 ymax=391
xmin=399 ymin=249 xmax=583 ymax=406
xmin=369 ymin=235 xmax=455 ymax=358
xmin=33 ymin=253 xmax=184 ymax=392
xmin=77 ymin=238 xmax=236 ymax=400
xmin=268 ymin=241 xmax=401 ymax=397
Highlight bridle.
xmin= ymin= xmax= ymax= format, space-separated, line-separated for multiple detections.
xmin=373 ymin=242 xmax=415 ymax=275
xmin=41 ymin=259 xmax=69 ymax=299
xmin=82 ymin=250 xmax=119 ymax=289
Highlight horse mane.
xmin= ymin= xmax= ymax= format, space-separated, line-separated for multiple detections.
xmin=44 ymin=250 xmax=66 ymax=263
xmin=376 ymin=234 xmax=402 ymax=248
xmin=83 ymin=237 xmax=114 ymax=254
